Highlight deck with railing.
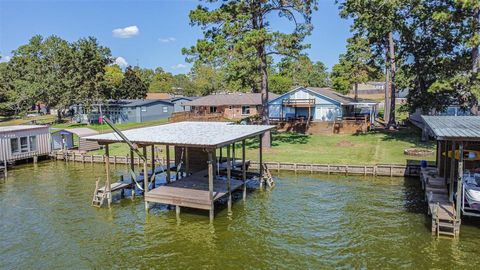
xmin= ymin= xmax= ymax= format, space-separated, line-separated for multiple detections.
xmin=282 ymin=98 xmax=316 ymax=107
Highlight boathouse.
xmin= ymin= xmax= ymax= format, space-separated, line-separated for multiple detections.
xmin=51 ymin=127 xmax=100 ymax=152
xmin=0 ymin=125 xmax=51 ymax=163
xmin=85 ymin=121 xmax=275 ymax=220
xmin=421 ymin=116 xmax=480 ymax=237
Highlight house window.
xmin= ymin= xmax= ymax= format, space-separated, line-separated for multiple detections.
xmin=242 ymin=106 xmax=250 ymax=115
xmin=10 ymin=138 xmax=19 ymax=154
xmin=29 ymin=136 xmax=37 ymax=151
xmin=163 ymin=106 xmax=168 ymax=113
xmin=20 ymin=137 xmax=29 ymax=152
xmin=141 ymin=106 xmax=147 ymax=112
xmin=210 ymin=106 xmax=217 ymax=113
xmin=229 ymin=106 xmax=233 ymax=110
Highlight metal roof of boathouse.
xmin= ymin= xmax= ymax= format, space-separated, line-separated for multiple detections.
xmin=84 ymin=121 xmax=275 ymax=147
xmin=422 ymin=116 xmax=480 ymax=140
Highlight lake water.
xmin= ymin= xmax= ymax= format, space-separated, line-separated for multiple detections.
xmin=1 ymin=161 xmax=480 ymax=269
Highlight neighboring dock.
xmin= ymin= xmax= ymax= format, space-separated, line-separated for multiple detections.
xmin=420 ymin=167 xmax=459 ymax=237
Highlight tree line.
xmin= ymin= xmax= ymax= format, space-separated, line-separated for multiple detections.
xmin=0 ymin=34 xmax=330 ymax=118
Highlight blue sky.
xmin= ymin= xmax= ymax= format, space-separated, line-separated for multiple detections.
xmin=0 ymin=0 xmax=352 ymax=74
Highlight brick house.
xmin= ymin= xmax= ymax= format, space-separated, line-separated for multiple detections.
xmin=183 ymin=92 xmax=279 ymax=120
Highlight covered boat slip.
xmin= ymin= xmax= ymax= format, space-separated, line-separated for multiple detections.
xmin=85 ymin=121 xmax=275 ymax=220
xmin=422 ymin=116 xmax=480 ymax=237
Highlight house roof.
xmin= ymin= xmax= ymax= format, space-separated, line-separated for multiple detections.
xmin=0 ymin=125 xmax=48 ymax=134
xmin=170 ymin=96 xmax=198 ymax=102
xmin=308 ymin=87 xmax=357 ymax=105
xmin=269 ymin=87 xmax=377 ymax=105
xmin=422 ymin=116 xmax=480 ymax=141
xmin=146 ymin=93 xmax=173 ymax=100
xmin=51 ymin=127 xmax=99 ymax=137
xmin=108 ymin=99 xmax=173 ymax=107
xmin=184 ymin=92 xmax=279 ymax=107
xmin=84 ymin=121 xmax=275 ymax=148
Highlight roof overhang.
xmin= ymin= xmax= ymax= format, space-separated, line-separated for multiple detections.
xmin=422 ymin=115 xmax=480 ymax=141
xmin=84 ymin=121 xmax=275 ymax=148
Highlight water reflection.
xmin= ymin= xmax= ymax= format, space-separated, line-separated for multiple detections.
xmin=1 ymin=162 xmax=480 ymax=269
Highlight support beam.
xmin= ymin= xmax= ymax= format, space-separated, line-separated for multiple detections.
xmin=443 ymin=141 xmax=448 ymax=180
xmin=208 ymin=150 xmax=214 ymax=222
xmin=259 ymin=134 xmax=263 ymax=188
xmin=227 ymin=144 xmax=232 ymax=215
xmin=242 ymin=139 xmax=247 ymax=201
xmin=449 ymin=141 xmax=456 ymax=202
xmin=143 ymin=146 xmax=149 ymax=210
xmin=166 ymin=145 xmax=171 ymax=184
xmin=232 ymin=143 xmax=236 ymax=168
xmin=151 ymin=145 xmax=156 ymax=189
xmin=105 ymin=144 xmax=111 ymax=207
xmin=456 ymin=142 xmax=464 ymax=223
xmin=185 ymin=147 xmax=189 ymax=176
xmin=130 ymin=148 xmax=135 ymax=198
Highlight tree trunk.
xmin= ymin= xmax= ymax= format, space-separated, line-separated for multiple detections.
xmin=251 ymin=2 xmax=270 ymax=148
xmin=384 ymin=53 xmax=390 ymax=124
xmin=387 ymin=32 xmax=396 ymax=129
xmin=472 ymin=6 xmax=480 ymax=115
xmin=57 ymin=108 xmax=62 ymax=122
xmin=354 ymin=82 xmax=358 ymax=102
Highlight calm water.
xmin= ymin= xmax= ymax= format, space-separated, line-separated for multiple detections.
xmin=1 ymin=161 xmax=480 ymax=269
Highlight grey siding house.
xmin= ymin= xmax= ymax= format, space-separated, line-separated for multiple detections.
xmin=73 ymin=99 xmax=174 ymax=124
xmin=170 ymin=97 xmax=198 ymax=112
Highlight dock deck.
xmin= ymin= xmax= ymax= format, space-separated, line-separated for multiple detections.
xmin=145 ymin=170 xmax=244 ymax=210
xmin=420 ymin=167 xmax=459 ymax=237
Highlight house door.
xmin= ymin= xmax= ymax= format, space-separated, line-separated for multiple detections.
xmin=315 ymin=106 xmax=336 ymax=121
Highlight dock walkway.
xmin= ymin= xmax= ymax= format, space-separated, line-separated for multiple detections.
xmin=420 ymin=167 xmax=459 ymax=237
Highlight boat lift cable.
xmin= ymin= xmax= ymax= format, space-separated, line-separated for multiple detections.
xmin=102 ymin=116 xmax=148 ymax=190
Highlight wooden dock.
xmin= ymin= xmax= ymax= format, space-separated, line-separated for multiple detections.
xmin=145 ymin=170 xmax=244 ymax=210
xmin=420 ymin=167 xmax=460 ymax=237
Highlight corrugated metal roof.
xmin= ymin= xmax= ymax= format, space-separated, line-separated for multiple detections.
xmin=84 ymin=121 xmax=275 ymax=147
xmin=51 ymin=127 xmax=99 ymax=137
xmin=0 ymin=125 xmax=48 ymax=134
xmin=422 ymin=116 xmax=480 ymax=140
xmin=108 ymin=99 xmax=173 ymax=107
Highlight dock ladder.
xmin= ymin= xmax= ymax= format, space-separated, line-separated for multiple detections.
xmin=92 ymin=178 xmax=111 ymax=207
xmin=262 ymin=164 xmax=275 ymax=187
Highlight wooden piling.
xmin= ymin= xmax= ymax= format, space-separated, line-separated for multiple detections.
xmin=208 ymin=151 xmax=214 ymax=222
xmin=166 ymin=145 xmax=171 ymax=184
xmin=227 ymin=144 xmax=232 ymax=215
xmin=242 ymin=139 xmax=247 ymax=201
xmin=143 ymin=146 xmax=149 ymax=210
xmin=105 ymin=144 xmax=111 ymax=208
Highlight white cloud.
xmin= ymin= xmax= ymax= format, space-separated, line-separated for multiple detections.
xmin=0 ymin=55 xmax=11 ymax=62
xmin=171 ymin=63 xmax=187 ymax=69
xmin=158 ymin=37 xmax=176 ymax=43
xmin=112 ymin=25 xmax=139 ymax=38
xmin=114 ymin=57 xmax=128 ymax=68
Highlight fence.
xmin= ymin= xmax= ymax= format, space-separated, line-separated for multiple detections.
xmin=51 ymin=152 xmax=425 ymax=177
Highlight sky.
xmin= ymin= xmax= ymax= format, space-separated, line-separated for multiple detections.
xmin=0 ymin=0 xmax=352 ymax=74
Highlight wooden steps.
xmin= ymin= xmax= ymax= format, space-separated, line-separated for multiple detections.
xmin=421 ymin=167 xmax=460 ymax=238
xmin=92 ymin=178 xmax=133 ymax=207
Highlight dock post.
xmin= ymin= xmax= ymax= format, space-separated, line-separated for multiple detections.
xmin=33 ymin=155 xmax=38 ymax=164
xmin=208 ymin=151 xmax=214 ymax=222
xmin=449 ymin=141 xmax=456 ymax=202
xmin=227 ymin=144 xmax=232 ymax=215
xmin=259 ymin=134 xmax=263 ymax=189
xmin=242 ymin=139 xmax=247 ymax=201
xmin=176 ymin=205 xmax=180 ymax=217
xmin=151 ymin=145 xmax=156 ymax=188
xmin=166 ymin=145 xmax=171 ymax=184
xmin=130 ymin=149 xmax=135 ymax=198
xmin=232 ymin=142 xmax=236 ymax=168
xmin=143 ymin=146 xmax=149 ymax=211
xmin=185 ymin=147 xmax=189 ymax=177
xmin=105 ymin=144 xmax=112 ymax=208
xmin=456 ymin=142 xmax=464 ymax=228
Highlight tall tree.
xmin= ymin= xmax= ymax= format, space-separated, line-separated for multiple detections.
xmin=331 ymin=36 xmax=381 ymax=99
xmin=183 ymin=0 xmax=318 ymax=147
xmin=102 ymin=64 xmax=124 ymax=99
xmin=277 ymin=55 xmax=329 ymax=88
xmin=338 ymin=0 xmax=401 ymax=128
xmin=148 ymin=67 xmax=174 ymax=93
xmin=118 ymin=66 xmax=148 ymax=99
xmin=189 ymin=62 xmax=225 ymax=96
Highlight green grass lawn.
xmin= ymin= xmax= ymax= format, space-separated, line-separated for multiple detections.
xmin=90 ymin=125 xmax=435 ymax=165
xmin=0 ymin=114 xmax=58 ymax=126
